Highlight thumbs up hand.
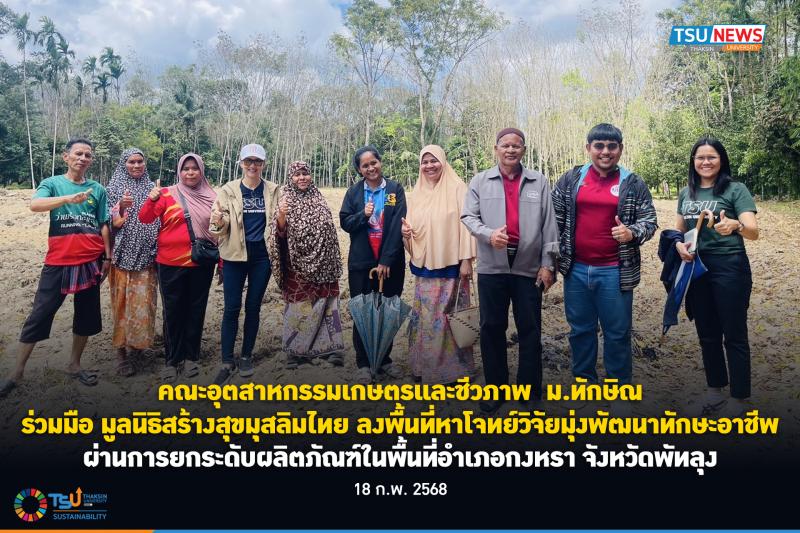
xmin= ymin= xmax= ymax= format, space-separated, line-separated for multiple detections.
xmin=119 ymin=189 xmax=133 ymax=214
xmin=611 ymin=215 xmax=633 ymax=243
xmin=148 ymin=179 xmax=162 ymax=202
xmin=713 ymin=209 xmax=740 ymax=236
xmin=401 ymin=217 xmax=413 ymax=240
xmin=490 ymin=224 xmax=509 ymax=249
xmin=210 ymin=206 xmax=223 ymax=226
xmin=364 ymin=200 xmax=375 ymax=218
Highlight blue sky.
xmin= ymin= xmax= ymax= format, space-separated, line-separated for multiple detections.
xmin=1 ymin=0 xmax=682 ymax=70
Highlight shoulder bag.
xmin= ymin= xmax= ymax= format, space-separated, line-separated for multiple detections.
xmin=447 ymin=276 xmax=479 ymax=348
xmin=175 ymin=188 xmax=219 ymax=266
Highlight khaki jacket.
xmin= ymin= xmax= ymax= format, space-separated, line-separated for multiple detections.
xmin=210 ymin=178 xmax=281 ymax=261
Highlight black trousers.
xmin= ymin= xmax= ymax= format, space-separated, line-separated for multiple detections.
xmin=348 ymin=265 xmax=405 ymax=369
xmin=158 ymin=263 xmax=215 ymax=367
xmin=686 ymin=252 xmax=752 ymax=399
xmin=20 ymin=265 xmax=102 ymax=343
xmin=478 ymin=273 xmax=543 ymax=399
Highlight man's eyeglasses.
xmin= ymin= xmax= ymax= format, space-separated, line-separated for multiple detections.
xmin=591 ymin=142 xmax=620 ymax=151
xmin=242 ymin=159 xmax=264 ymax=166
xmin=693 ymin=156 xmax=719 ymax=163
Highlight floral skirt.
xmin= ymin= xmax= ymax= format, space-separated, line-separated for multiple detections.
xmin=283 ymin=296 xmax=344 ymax=358
xmin=407 ymin=276 xmax=475 ymax=384
xmin=109 ymin=265 xmax=158 ymax=349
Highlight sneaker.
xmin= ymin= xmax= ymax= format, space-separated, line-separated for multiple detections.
xmin=380 ymin=363 xmax=403 ymax=380
xmin=213 ymin=364 xmax=234 ymax=386
xmin=238 ymin=357 xmax=254 ymax=378
xmin=356 ymin=367 xmax=373 ymax=384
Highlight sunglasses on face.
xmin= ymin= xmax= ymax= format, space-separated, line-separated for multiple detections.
xmin=591 ymin=142 xmax=620 ymax=151
xmin=242 ymin=159 xmax=264 ymax=166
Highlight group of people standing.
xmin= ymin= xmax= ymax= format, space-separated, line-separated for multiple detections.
xmin=0 ymin=124 xmax=760 ymax=419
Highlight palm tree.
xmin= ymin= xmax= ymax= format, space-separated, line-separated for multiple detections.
xmin=82 ymin=55 xmax=97 ymax=77
xmin=34 ymin=16 xmax=61 ymax=56
xmin=82 ymin=56 xmax=98 ymax=105
xmin=108 ymin=60 xmax=125 ymax=104
xmin=74 ymin=75 xmax=84 ymax=107
xmin=93 ymin=72 xmax=111 ymax=103
xmin=36 ymin=19 xmax=73 ymax=175
xmin=11 ymin=12 xmax=37 ymax=188
xmin=99 ymin=46 xmax=120 ymax=69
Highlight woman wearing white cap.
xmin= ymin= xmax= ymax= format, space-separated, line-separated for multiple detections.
xmin=209 ymin=144 xmax=281 ymax=384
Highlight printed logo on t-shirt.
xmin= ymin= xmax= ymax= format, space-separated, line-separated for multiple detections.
xmin=610 ymin=184 xmax=620 ymax=197
xmin=242 ymin=195 xmax=265 ymax=214
xmin=526 ymin=190 xmax=540 ymax=200
xmin=682 ymin=200 xmax=718 ymax=215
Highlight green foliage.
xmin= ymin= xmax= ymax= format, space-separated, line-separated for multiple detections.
xmin=740 ymin=56 xmax=800 ymax=196
xmin=1 ymin=0 xmax=797 ymax=200
xmin=634 ymin=107 xmax=704 ymax=192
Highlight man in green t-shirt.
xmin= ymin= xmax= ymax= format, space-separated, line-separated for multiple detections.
xmin=0 ymin=138 xmax=111 ymax=398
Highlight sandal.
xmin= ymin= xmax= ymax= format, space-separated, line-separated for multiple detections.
xmin=68 ymin=369 xmax=99 ymax=387
xmin=160 ymin=366 xmax=178 ymax=383
xmin=116 ymin=359 xmax=135 ymax=377
xmin=183 ymin=361 xmax=200 ymax=379
xmin=0 ymin=379 xmax=17 ymax=398
xmin=356 ymin=367 xmax=373 ymax=384
xmin=326 ymin=352 xmax=344 ymax=367
xmin=700 ymin=398 xmax=728 ymax=416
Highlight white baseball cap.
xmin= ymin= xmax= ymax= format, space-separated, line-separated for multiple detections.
xmin=238 ymin=144 xmax=266 ymax=162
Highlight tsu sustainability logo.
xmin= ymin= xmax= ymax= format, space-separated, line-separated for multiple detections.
xmin=13 ymin=487 xmax=109 ymax=523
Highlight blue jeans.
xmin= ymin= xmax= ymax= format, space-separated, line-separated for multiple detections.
xmin=564 ymin=262 xmax=633 ymax=383
xmin=221 ymin=240 xmax=271 ymax=364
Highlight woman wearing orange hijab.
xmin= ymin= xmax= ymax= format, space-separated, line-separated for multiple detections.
xmin=402 ymin=145 xmax=476 ymax=384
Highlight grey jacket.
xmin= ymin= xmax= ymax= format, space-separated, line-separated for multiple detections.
xmin=461 ymin=165 xmax=559 ymax=277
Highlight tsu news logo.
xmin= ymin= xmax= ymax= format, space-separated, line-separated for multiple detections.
xmin=670 ymin=24 xmax=766 ymax=52
xmin=13 ymin=487 xmax=109 ymax=523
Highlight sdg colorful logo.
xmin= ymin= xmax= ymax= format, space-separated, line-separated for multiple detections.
xmin=13 ymin=487 xmax=109 ymax=522
xmin=14 ymin=488 xmax=48 ymax=522
xmin=669 ymin=24 xmax=766 ymax=52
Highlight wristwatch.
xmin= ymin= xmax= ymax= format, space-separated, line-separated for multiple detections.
xmin=542 ymin=265 xmax=555 ymax=272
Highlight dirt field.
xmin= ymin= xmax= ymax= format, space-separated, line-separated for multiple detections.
xmin=0 ymin=187 xmax=798 ymax=450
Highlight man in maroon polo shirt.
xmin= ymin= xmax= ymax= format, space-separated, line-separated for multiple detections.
xmin=552 ymin=124 xmax=658 ymax=409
